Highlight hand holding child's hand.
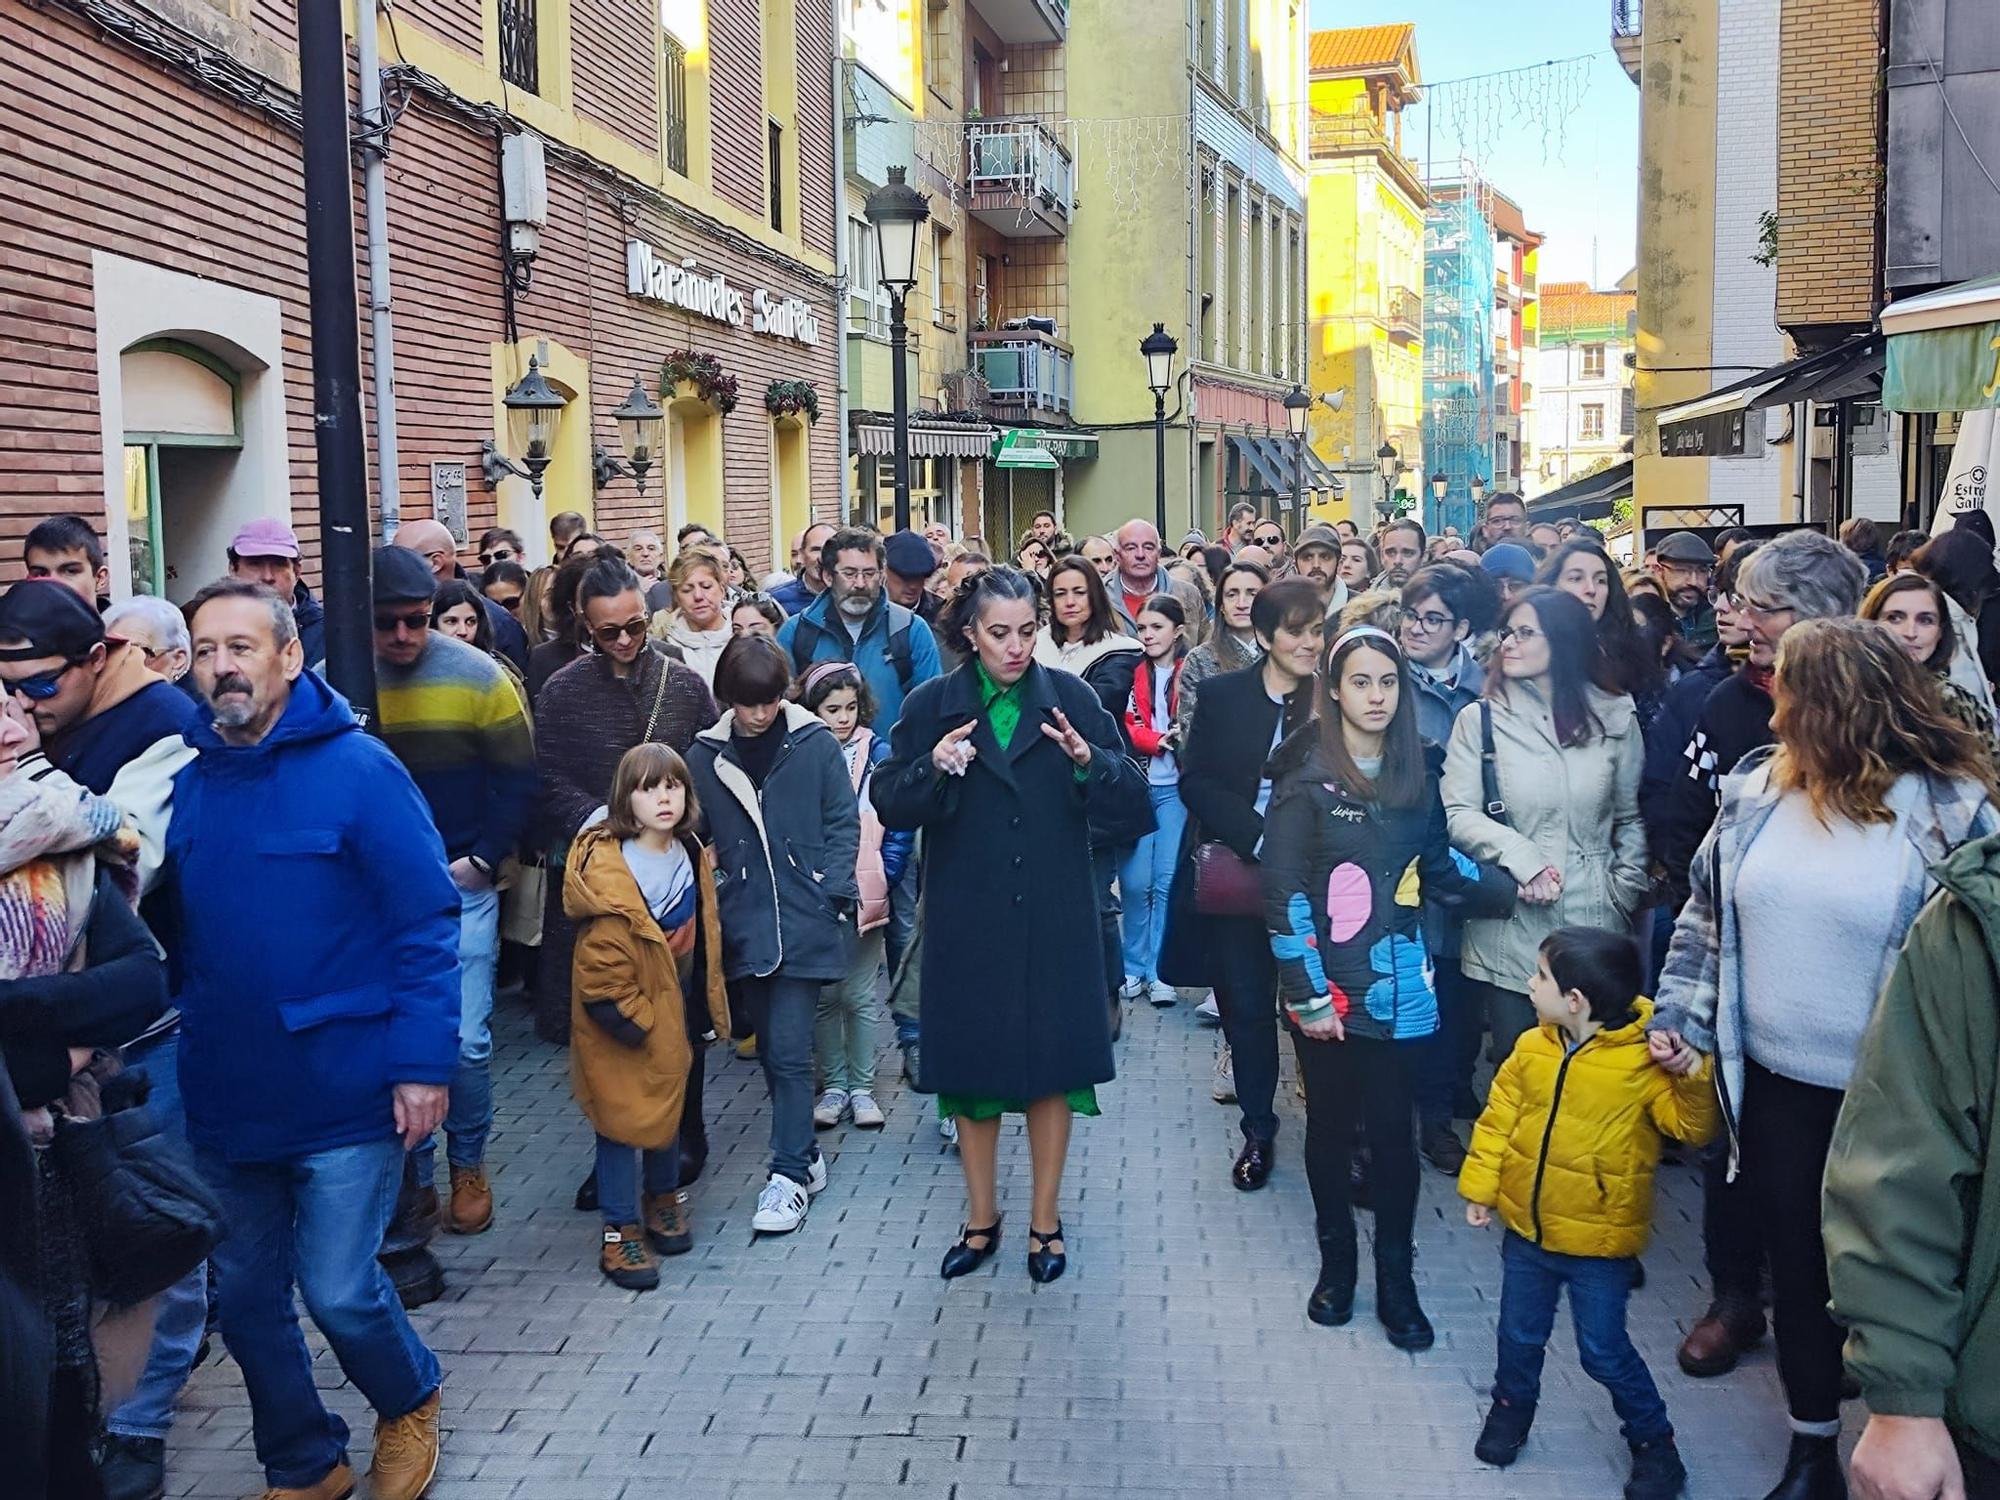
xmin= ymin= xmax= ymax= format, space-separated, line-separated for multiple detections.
xmin=1647 ymin=1029 xmax=1700 ymax=1076
xmin=1465 ymin=1202 xmax=1492 ymax=1229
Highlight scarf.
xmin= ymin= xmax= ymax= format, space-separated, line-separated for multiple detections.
xmin=0 ymin=759 xmax=137 ymax=982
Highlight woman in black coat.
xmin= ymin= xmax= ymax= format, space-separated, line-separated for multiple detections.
xmin=1158 ymin=578 xmax=1322 ymax=1191
xmin=874 ymin=568 xmax=1149 ymax=1284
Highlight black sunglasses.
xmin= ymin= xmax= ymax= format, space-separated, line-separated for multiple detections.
xmin=373 ymin=610 xmax=430 ymax=633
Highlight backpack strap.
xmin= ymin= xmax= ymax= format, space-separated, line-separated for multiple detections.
xmin=1480 ymin=700 xmax=1507 ymax=821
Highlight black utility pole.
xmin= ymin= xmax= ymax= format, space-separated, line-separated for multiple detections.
xmin=1153 ymin=391 xmax=1168 ymax=536
xmin=298 ymin=0 xmax=376 ymax=722
xmin=889 ymin=291 xmax=913 ymax=533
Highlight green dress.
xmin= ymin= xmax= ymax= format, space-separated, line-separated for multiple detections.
xmin=935 ymin=662 xmax=1104 ymax=1125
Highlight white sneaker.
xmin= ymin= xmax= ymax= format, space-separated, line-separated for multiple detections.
xmin=812 ymin=1088 xmax=849 ymax=1129
xmin=805 ymin=1150 xmax=828 ymax=1196
xmin=1148 ymin=980 xmax=1177 ymax=1007
xmin=1212 ymin=1042 xmax=1237 ymax=1104
xmin=1119 ymin=975 xmax=1146 ymax=1002
xmin=849 ymin=1092 xmax=885 ymax=1128
xmin=1194 ymin=992 xmax=1221 ymax=1024
xmin=751 ymin=1173 xmax=808 ymax=1234
xmin=939 ymin=1114 xmax=958 ymax=1146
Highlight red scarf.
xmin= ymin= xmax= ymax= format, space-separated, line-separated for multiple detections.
xmin=1124 ymin=655 xmax=1181 ymax=757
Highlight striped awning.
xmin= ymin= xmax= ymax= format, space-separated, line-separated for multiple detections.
xmin=854 ymin=421 xmax=995 ymax=459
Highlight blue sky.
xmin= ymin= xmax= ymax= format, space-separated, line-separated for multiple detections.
xmin=1308 ymin=0 xmax=1639 ymax=288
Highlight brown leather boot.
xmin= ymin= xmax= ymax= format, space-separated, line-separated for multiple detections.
xmin=600 ymin=1223 xmax=660 ymax=1290
xmin=255 ymin=1461 xmax=355 ymax=1500
xmin=368 ymin=1391 xmax=440 ymax=1500
xmin=644 ymin=1189 xmax=693 ymax=1256
xmin=446 ymin=1165 xmax=493 ymax=1235
xmin=1677 ymin=1298 xmax=1767 ymax=1376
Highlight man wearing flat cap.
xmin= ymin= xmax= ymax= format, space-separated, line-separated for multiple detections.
xmin=1652 ymin=531 xmax=1718 ymax=649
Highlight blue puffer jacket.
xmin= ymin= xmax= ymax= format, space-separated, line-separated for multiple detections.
xmin=168 ymin=671 xmax=462 ymax=1163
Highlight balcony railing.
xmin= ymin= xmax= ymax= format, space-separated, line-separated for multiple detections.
xmin=966 ymin=118 xmax=1074 ymax=237
xmin=1308 ymin=112 xmax=1427 ymax=198
xmin=662 ymin=35 xmax=688 ymax=176
xmin=969 ymin=328 xmax=1073 ymax=422
xmin=1613 ymin=0 xmax=1641 ymax=37
xmin=1387 ymin=286 xmax=1422 ymax=343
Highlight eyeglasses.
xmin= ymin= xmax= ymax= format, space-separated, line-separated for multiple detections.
xmin=1254 ymin=532 xmax=1284 ymax=546
xmin=479 ymin=547 xmax=517 ymax=565
xmin=1739 ymin=598 xmax=1795 ymax=621
xmin=1406 ymin=611 xmax=1457 ymax=633
xmin=591 ymin=618 xmax=649 ymax=646
xmin=833 ymin=567 xmax=881 ymax=586
xmin=5 ymin=659 xmax=80 ymax=701
xmin=1497 ymin=624 xmax=1545 ymax=644
xmin=373 ymin=610 xmax=430 ymax=634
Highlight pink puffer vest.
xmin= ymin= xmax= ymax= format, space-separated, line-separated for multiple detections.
xmin=848 ymin=728 xmax=890 ymax=933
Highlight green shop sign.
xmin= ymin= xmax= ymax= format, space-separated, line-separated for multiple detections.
xmin=1884 ymin=320 xmax=2000 ymax=413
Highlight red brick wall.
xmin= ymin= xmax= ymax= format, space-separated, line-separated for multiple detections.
xmin=708 ymin=0 xmax=768 ymax=221
xmin=398 ymin=0 xmax=483 ymax=57
xmin=572 ymin=0 xmax=659 ymax=156
xmin=794 ymin=0 xmax=837 ymax=259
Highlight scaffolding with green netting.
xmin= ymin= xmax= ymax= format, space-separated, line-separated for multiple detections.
xmin=1422 ymin=183 xmax=1496 ymax=540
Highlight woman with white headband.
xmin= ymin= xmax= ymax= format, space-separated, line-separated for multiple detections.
xmin=1260 ymin=622 xmax=1513 ymax=1346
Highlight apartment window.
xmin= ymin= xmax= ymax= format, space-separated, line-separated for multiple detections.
xmin=662 ymin=33 xmax=689 ymax=176
xmin=1197 ymin=0 xmax=1214 ymax=78
xmin=499 ymin=0 xmax=538 ymax=92
xmin=1581 ymin=343 xmax=1606 ymax=380
xmin=930 ymin=225 xmax=955 ymax=329
xmin=847 ymin=219 xmax=888 ymax=338
xmin=1621 ymin=389 xmax=1636 ymax=436
xmin=768 ymin=120 xmax=784 ymax=233
xmin=1198 ymin=168 xmax=1218 ymax=360
xmin=1580 ymin=403 xmax=1606 ymax=441
xmin=1225 ymin=179 xmax=1242 ymax=367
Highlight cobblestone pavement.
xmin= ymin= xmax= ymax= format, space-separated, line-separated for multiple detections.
xmin=167 ymin=993 xmax=1854 ymax=1498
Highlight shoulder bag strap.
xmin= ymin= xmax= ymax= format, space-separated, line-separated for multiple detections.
xmin=1480 ymin=700 xmax=1507 ymax=822
xmin=642 ymin=650 xmax=673 ymax=743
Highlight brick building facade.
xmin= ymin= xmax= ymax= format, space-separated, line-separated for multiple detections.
xmin=2 ymin=0 xmax=840 ymax=600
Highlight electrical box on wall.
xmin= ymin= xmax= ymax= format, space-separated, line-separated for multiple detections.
xmin=502 ymin=134 xmax=548 ymax=261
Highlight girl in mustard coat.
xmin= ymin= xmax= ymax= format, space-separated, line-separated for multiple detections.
xmin=566 ymin=744 xmax=729 ymax=1291
xmin=1457 ymin=927 xmax=1715 ymax=1497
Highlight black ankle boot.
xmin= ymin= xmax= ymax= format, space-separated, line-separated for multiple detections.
xmin=1760 ymin=1434 xmax=1845 ymax=1500
xmin=1306 ymin=1226 xmax=1356 ymax=1326
xmin=1374 ymin=1241 xmax=1434 ymax=1351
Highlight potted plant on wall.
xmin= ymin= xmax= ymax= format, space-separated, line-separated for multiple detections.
xmin=659 ymin=349 xmax=740 ymax=415
xmin=764 ymin=379 xmax=820 ymax=424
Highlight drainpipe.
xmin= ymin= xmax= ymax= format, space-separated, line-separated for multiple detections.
xmin=830 ymin=50 xmax=850 ymax=531
xmin=356 ymin=0 xmax=402 ymax=541
xmin=1185 ymin=0 xmax=1200 ymax=532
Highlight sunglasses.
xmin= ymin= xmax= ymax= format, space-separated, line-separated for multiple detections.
xmin=373 ymin=610 xmax=430 ymax=633
xmin=492 ymin=594 xmax=523 ymax=612
xmin=1255 ymin=532 xmax=1284 ymax=546
xmin=592 ymin=618 xmax=649 ymax=646
xmin=5 ymin=659 xmax=81 ymax=701
xmin=479 ymin=548 xmax=517 ymax=565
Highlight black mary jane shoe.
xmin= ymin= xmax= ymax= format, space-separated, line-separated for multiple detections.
xmin=940 ymin=1220 xmax=1003 ymax=1280
xmin=1027 ymin=1222 xmax=1067 ymax=1284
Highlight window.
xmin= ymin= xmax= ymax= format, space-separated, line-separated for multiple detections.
xmin=930 ymin=225 xmax=954 ymax=329
xmin=662 ymin=33 xmax=689 ymax=176
xmin=1198 ymin=168 xmax=1218 ymax=360
xmin=1224 ymin=179 xmax=1242 ymax=367
xmin=499 ymin=0 xmax=538 ymax=92
xmin=858 ymin=454 xmax=954 ymax=532
xmin=1581 ymin=343 xmax=1606 ymax=380
xmin=847 ymin=218 xmax=888 ymax=337
xmin=1580 ymin=403 xmax=1605 ymax=441
xmin=1620 ymin=388 xmax=1636 ymax=437
xmin=768 ymin=120 xmax=784 ymax=234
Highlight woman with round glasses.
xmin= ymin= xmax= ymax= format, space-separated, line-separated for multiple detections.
xmin=1442 ymin=586 xmax=1649 ymax=1064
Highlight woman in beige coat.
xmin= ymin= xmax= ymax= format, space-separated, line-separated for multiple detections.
xmin=1442 ymin=586 xmax=1649 ymax=1061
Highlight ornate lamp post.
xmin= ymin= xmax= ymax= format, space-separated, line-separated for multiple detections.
xmin=864 ymin=166 xmax=931 ymax=532
xmin=1284 ymin=383 xmax=1312 ymax=523
xmin=1140 ymin=322 xmax=1178 ymax=536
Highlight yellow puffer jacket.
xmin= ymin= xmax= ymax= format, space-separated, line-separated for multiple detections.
xmin=1457 ymin=998 xmax=1719 ymax=1259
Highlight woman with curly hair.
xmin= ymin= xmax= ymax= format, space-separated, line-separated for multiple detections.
xmin=1651 ymin=617 xmax=1999 ymax=1500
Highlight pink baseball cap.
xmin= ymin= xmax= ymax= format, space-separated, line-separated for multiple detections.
xmin=229 ymin=517 xmax=301 ymax=559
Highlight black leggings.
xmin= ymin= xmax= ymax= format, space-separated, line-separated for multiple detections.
xmin=1291 ymin=1030 xmax=1418 ymax=1262
xmin=1740 ymin=1061 xmax=1847 ymax=1428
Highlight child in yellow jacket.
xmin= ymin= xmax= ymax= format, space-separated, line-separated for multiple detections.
xmin=1457 ymin=927 xmax=1716 ymax=1500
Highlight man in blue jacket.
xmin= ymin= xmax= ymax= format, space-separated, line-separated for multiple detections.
xmin=777 ymin=526 xmax=941 ymax=732
xmin=170 ymin=578 xmax=460 ymax=1500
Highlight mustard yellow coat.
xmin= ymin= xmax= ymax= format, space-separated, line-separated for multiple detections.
xmin=1457 ymin=998 xmax=1719 ymax=1259
xmin=565 ymin=827 xmax=731 ymax=1149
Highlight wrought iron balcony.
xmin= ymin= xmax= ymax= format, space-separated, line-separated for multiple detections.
xmin=968 ymin=328 xmax=1073 ymax=423
xmin=1613 ymin=0 xmax=1641 ymax=81
xmin=966 ymin=0 xmax=1066 ymax=45
xmin=966 ymin=118 xmax=1074 ymax=238
xmin=1387 ymin=286 xmax=1422 ymax=344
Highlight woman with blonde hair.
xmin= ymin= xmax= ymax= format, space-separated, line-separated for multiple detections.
xmin=650 ymin=544 xmax=733 ymax=688
xmin=1652 ymin=616 xmax=1999 ymax=1500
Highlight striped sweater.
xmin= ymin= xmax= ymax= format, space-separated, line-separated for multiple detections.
xmin=376 ymin=633 xmax=536 ymax=870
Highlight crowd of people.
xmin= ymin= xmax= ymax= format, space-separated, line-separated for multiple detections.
xmin=8 ymin=491 xmax=2000 ymax=1500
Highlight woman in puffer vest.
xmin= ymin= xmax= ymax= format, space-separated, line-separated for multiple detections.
xmin=800 ymin=664 xmax=911 ymax=1132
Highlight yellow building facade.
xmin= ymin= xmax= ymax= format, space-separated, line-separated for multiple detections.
xmin=1307 ymin=26 xmax=1428 ymax=526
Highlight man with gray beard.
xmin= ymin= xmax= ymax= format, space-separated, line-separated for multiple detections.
xmin=776 ymin=526 xmax=940 ymax=730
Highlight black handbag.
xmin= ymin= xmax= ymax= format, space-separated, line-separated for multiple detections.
xmin=49 ymin=1102 xmax=225 ymax=1307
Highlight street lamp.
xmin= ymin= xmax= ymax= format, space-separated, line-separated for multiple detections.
xmin=1470 ymin=473 xmax=1487 ymax=507
xmin=1140 ymin=322 xmax=1178 ymax=535
xmin=592 ymin=376 xmax=666 ymax=494
xmin=1284 ymin=382 xmax=1312 ymax=523
xmin=1376 ymin=440 xmax=1401 ymax=516
xmin=864 ymin=165 xmax=931 ymax=533
xmin=481 ymin=354 xmax=568 ymax=499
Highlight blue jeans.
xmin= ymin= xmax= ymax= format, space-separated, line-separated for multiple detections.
xmin=1118 ymin=782 xmax=1186 ymax=983
xmin=1493 ymin=1230 xmax=1672 ymax=1444
xmin=887 ymin=850 xmax=920 ymax=1044
xmin=742 ymin=974 xmax=821 ymax=1185
xmin=196 ymin=1138 xmax=442 ymax=1487
xmin=415 ymin=881 xmax=499 ymax=1177
xmin=594 ymin=1134 xmax=679 ymax=1225
xmin=106 ymin=1029 xmax=207 ymax=1441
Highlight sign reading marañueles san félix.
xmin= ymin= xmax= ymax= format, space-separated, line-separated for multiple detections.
xmin=625 ymin=240 xmax=821 ymax=347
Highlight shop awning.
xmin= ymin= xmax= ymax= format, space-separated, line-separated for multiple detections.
xmin=854 ymin=419 xmax=995 ymax=459
xmin=991 ymin=428 xmax=1060 ymax=470
xmin=1655 ymin=336 xmax=1883 ymax=456
xmin=1037 ymin=430 xmax=1098 ymax=461
xmin=1527 ymin=460 xmax=1633 ymax=522
xmin=1882 ymin=275 xmax=2000 ymax=412
xmin=1226 ymin=434 xmax=1294 ymax=496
